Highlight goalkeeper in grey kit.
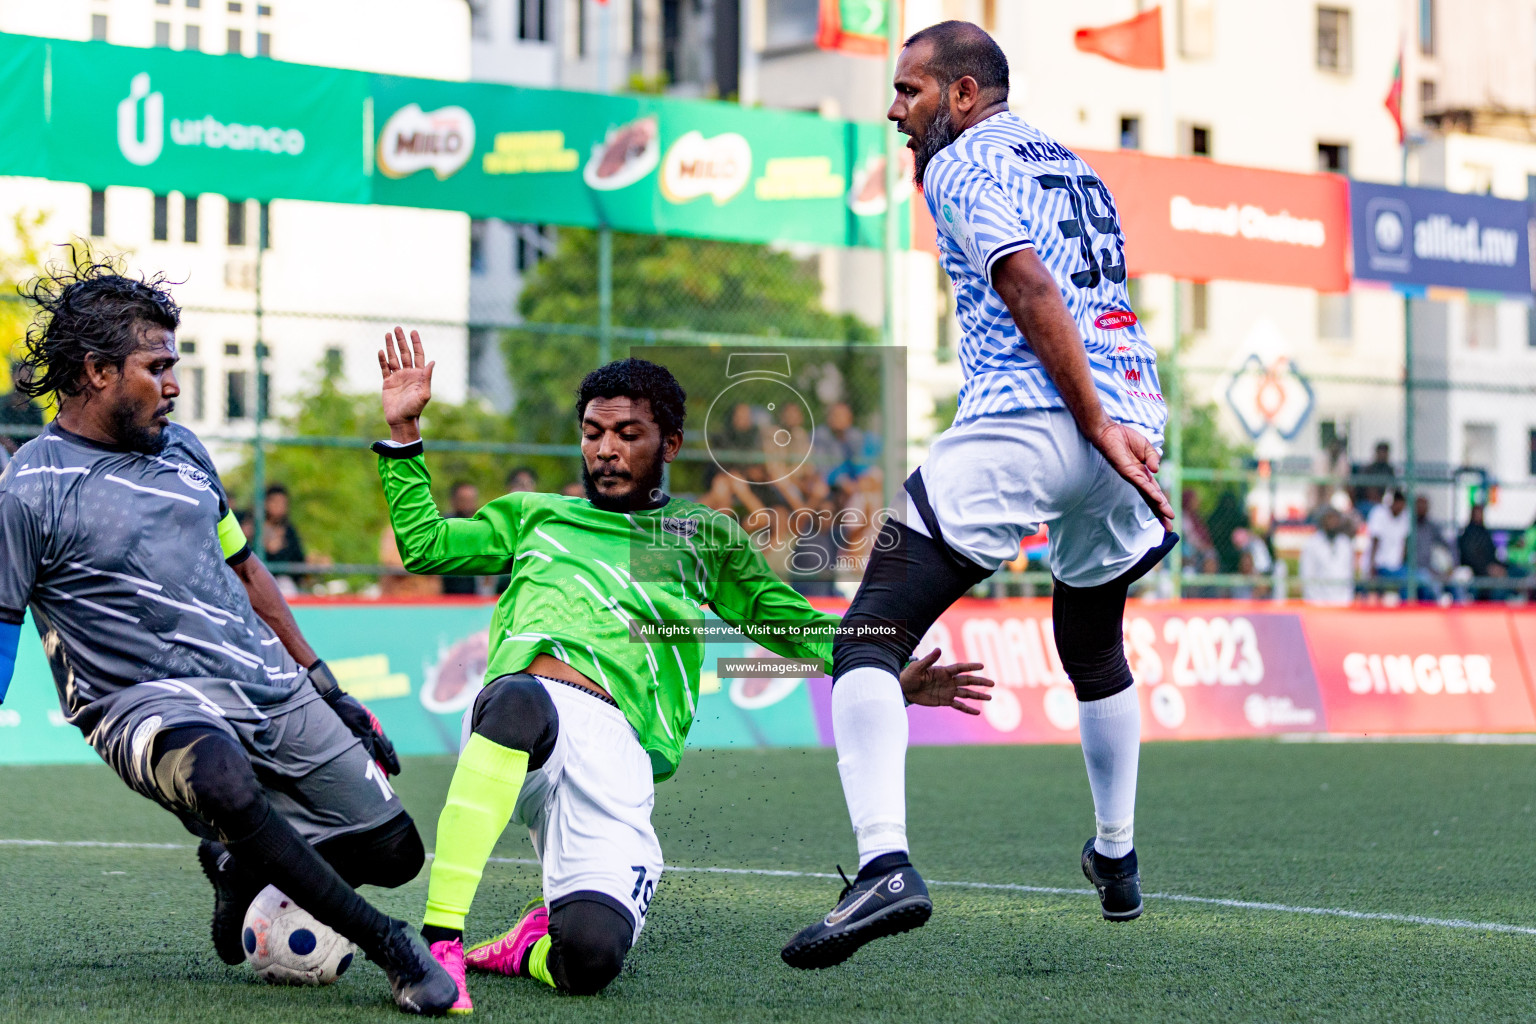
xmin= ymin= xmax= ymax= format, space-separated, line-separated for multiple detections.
xmin=0 ymin=259 xmax=457 ymax=1015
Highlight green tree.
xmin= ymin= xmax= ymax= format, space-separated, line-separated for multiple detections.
xmin=223 ymin=362 xmax=550 ymax=568
xmin=501 ymin=229 xmax=877 ymax=452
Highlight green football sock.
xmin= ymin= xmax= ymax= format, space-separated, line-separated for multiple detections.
xmin=423 ymin=733 xmax=529 ymax=931
xmin=526 ymin=935 xmax=555 ymax=988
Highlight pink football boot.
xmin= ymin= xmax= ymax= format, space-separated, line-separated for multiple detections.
xmin=428 ymin=937 xmax=474 ymax=1015
xmin=464 ymin=900 xmax=549 ymax=978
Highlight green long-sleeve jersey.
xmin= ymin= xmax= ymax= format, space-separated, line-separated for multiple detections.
xmin=377 ymin=443 xmax=837 ymax=780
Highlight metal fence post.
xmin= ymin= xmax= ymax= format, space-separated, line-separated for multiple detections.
xmin=1166 ymin=280 xmax=1184 ymax=598
xmin=1404 ymin=292 xmax=1416 ymax=594
xmin=881 ymin=0 xmax=901 ymax=511
xmin=251 ymin=235 xmax=267 ymax=559
xmin=598 ymin=227 xmax=613 ymax=365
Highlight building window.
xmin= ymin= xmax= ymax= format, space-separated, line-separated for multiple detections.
xmin=227 ymin=199 xmax=246 ymax=246
xmin=1420 ymin=80 xmax=1437 ymax=108
xmin=226 ymin=370 xmax=249 ymax=421
xmin=1466 ymin=303 xmax=1498 ymax=350
xmin=90 ymin=14 xmax=108 ymax=40
xmin=516 ymin=224 xmax=551 ymax=272
xmin=227 ymin=28 xmax=242 ymax=54
xmin=1119 ymin=116 xmax=1141 ymax=150
xmin=1529 ymin=429 xmax=1536 ymax=476
xmin=1317 ymin=7 xmax=1352 ymax=73
xmin=469 ymin=219 xmax=487 ymax=274
xmin=228 ymin=1 xmax=243 ymax=10
xmin=187 ymin=0 xmax=202 ymax=7
xmin=1463 ymin=422 xmax=1496 ymax=470
xmin=154 ymin=21 xmax=171 ymax=47
xmin=1181 ymin=123 xmax=1211 ymax=157
xmin=256 ymin=31 xmax=270 ymax=56
xmin=1317 ymin=142 xmax=1350 ymax=175
xmin=469 ymin=0 xmax=489 ymax=39
xmin=153 ymin=194 xmax=169 ymax=241
xmin=1177 ymin=0 xmax=1215 ymax=59
xmin=90 ymin=190 xmax=106 ymax=237
xmin=183 ymin=194 xmax=199 ymax=242
xmin=155 ymin=0 xmax=171 ymax=4
xmin=575 ymin=0 xmax=587 ymax=58
xmin=323 ymin=346 xmax=344 ymax=377
xmin=1180 ymin=281 xmax=1208 ymax=334
xmin=519 ymin=0 xmax=548 ymax=42
xmin=184 ymin=24 xmax=201 ymax=50
xmin=224 ymin=342 xmax=241 ymax=357
xmin=188 ymin=366 xmax=205 ymax=421
xmin=1419 ymin=0 xmax=1434 ymax=55
xmin=256 ymin=201 xmax=270 ymax=249
xmin=1318 ymin=292 xmax=1353 ymax=340
xmin=258 ymin=4 xmax=272 ymax=15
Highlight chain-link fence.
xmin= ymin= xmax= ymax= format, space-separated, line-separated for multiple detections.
xmin=3 ymin=230 xmax=1533 ymax=606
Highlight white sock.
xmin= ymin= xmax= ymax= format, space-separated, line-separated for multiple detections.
xmin=1078 ymin=686 xmax=1140 ymax=859
xmin=832 ymin=666 xmax=910 ymax=869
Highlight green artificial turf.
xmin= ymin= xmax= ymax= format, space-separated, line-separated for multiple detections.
xmin=2 ymin=741 xmax=1535 ymax=1022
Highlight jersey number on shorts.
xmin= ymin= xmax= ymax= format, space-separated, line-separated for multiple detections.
xmin=630 ymin=865 xmax=655 ymax=918
xmin=1034 ymin=174 xmax=1126 ymax=289
xmin=364 ymin=759 xmax=396 ymax=802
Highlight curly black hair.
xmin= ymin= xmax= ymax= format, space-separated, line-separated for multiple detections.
xmin=575 ymin=358 xmax=687 ymax=438
xmin=15 ymin=250 xmax=182 ymax=404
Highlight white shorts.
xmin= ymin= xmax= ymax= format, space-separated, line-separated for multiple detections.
xmin=500 ymin=677 xmax=663 ymax=940
xmin=908 ymin=409 xmax=1163 ymax=588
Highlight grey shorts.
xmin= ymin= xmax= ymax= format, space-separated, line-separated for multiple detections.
xmin=88 ymin=685 xmax=403 ymax=845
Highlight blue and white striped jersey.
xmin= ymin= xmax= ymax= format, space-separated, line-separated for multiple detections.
xmin=923 ymin=112 xmax=1167 ymax=440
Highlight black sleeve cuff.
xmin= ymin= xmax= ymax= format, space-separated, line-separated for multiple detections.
xmin=225 ymin=544 xmax=254 ymax=567
xmin=372 ymin=439 xmax=424 ymax=458
xmin=0 ymin=606 xmax=25 ymax=625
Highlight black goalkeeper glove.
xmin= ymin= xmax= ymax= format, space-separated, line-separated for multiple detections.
xmin=308 ymin=659 xmax=402 ymax=776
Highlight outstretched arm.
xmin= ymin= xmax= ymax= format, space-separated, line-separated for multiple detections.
xmin=991 ymin=249 xmax=1173 ymax=528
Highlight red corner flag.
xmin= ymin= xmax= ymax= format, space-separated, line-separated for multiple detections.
xmin=1074 ymin=7 xmax=1164 ymax=70
xmin=1384 ymin=46 xmax=1405 ymax=144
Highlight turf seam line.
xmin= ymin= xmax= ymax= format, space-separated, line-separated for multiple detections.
xmin=7 ymin=839 xmax=1535 ymax=938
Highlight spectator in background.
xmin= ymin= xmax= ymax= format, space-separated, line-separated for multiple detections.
xmin=1352 ymin=442 xmax=1395 ymax=516
xmin=259 ymin=483 xmax=306 ymax=593
xmin=1509 ymin=513 xmax=1536 ymax=579
xmin=505 ymin=466 xmax=539 ymax=493
xmin=442 ymin=480 xmax=483 ymax=596
xmin=560 ymin=481 xmax=584 ymax=498
xmin=0 ymin=360 xmax=44 ymax=454
xmin=1458 ymin=503 xmax=1508 ymax=600
xmin=814 ymin=401 xmax=869 ymax=490
xmin=1366 ymin=490 xmax=1410 ymax=596
xmin=379 ymin=523 xmax=440 ymax=598
xmin=711 ymin=402 xmax=763 ymax=479
xmin=1228 ymin=526 xmax=1273 ymax=599
xmin=1411 ymin=494 xmax=1454 ymax=603
xmin=1301 ymin=508 xmax=1356 ymax=605
xmin=1313 ymin=435 xmax=1352 ymax=513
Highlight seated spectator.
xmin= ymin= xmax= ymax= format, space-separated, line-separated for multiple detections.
xmin=1458 ymin=503 xmax=1509 ymax=600
xmin=1351 ymin=442 xmax=1395 ymax=517
xmin=1411 ymin=495 xmax=1454 ymax=604
xmin=813 ymin=401 xmax=870 ymax=490
xmin=1366 ymin=490 xmax=1410 ymax=596
xmin=260 ymin=483 xmax=306 ymax=593
xmin=442 ymin=480 xmax=483 ymax=596
xmin=1228 ymin=526 xmax=1273 ymax=600
xmin=561 ymin=480 xmax=584 ymax=498
xmin=1301 ymin=507 xmax=1356 ymax=605
xmin=379 ymin=523 xmax=441 ymax=598
xmin=1313 ymin=436 xmax=1351 ymax=513
xmin=711 ymin=402 xmax=764 ymax=479
xmin=505 ymin=465 xmax=539 ymax=493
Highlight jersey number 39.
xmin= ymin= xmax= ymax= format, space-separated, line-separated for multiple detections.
xmin=1035 ymin=174 xmax=1127 ymax=289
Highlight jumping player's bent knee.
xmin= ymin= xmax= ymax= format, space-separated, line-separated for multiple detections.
xmin=548 ymin=897 xmax=633 ymax=995
xmin=471 ymin=674 xmax=559 ymax=768
xmin=1052 ymin=534 xmax=1177 ymax=702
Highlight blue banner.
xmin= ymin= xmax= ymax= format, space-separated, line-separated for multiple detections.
xmin=1350 ymin=181 xmax=1532 ymax=296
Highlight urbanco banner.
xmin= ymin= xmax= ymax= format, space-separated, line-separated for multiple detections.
xmin=0 ymin=33 xmax=911 ymax=249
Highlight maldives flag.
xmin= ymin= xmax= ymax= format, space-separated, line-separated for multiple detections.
xmin=1384 ymin=46 xmax=1405 ymax=144
xmin=817 ymin=0 xmax=890 ymax=57
xmin=1074 ymin=7 xmax=1164 ymax=70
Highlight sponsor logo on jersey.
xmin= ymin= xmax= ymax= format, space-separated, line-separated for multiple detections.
xmin=377 ymin=104 xmax=476 ymax=180
xmin=1095 ymin=310 xmax=1138 ymax=330
xmin=177 ymin=464 xmax=212 ymax=491
xmin=660 ymin=131 xmax=751 ymax=205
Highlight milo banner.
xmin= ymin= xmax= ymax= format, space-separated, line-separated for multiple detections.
xmin=3 ymin=599 xmax=1535 ymax=766
xmin=0 ymin=33 xmax=910 ymax=249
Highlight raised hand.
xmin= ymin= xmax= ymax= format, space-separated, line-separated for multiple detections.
xmin=1094 ymin=421 xmax=1174 ymax=529
xmin=378 ymin=326 xmax=435 ymax=443
xmin=897 ymin=648 xmax=994 ymax=715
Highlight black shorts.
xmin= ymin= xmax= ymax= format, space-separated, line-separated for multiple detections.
xmin=88 ymin=685 xmax=403 ymax=844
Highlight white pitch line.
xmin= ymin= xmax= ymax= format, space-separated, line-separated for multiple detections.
xmin=3 ymin=839 xmax=1534 ymax=938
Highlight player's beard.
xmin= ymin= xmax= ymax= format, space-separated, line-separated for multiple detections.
xmin=912 ymin=103 xmax=958 ymax=187
xmin=108 ymin=395 xmax=170 ymax=455
xmin=582 ymin=453 xmax=667 ymax=513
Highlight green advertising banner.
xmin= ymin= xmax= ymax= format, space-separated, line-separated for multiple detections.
xmin=0 ymin=602 xmax=820 ymax=766
xmin=0 ymin=33 xmax=910 ymax=248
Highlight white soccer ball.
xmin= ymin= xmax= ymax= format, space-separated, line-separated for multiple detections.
xmin=242 ymin=885 xmax=357 ymax=986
